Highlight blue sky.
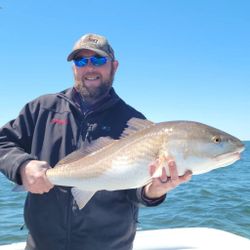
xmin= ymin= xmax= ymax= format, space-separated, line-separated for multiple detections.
xmin=0 ymin=0 xmax=249 ymax=140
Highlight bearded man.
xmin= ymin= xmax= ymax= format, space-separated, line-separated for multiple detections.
xmin=0 ymin=33 xmax=191 ymax=250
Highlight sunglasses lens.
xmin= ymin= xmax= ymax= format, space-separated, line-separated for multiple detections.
xmin=73 ymin=56 xmax=108 ymax=67
xmin=91 ymin=56 xmax=107 ymax=66
xmin=74 ymin=58 xmax=88 ymax=67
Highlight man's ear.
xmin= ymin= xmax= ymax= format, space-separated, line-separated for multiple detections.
xmin=112 ymin=60 xmax=119 ymax=73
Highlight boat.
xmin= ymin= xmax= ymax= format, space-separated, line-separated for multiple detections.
xmin=1 ymin=227 xmax=250 ymax=250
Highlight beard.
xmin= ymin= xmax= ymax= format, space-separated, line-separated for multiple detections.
xmin=74 ymin=67 xmax=115 ymax=104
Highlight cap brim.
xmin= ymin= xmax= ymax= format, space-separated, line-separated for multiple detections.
xmin=67 ymin=47 xmax=110 ymax=61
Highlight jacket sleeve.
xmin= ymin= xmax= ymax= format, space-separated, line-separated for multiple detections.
xmin=126 ymin=187 xmax=166 ymax=207
xmin=0 ymin=101 xmax=38 ymax=184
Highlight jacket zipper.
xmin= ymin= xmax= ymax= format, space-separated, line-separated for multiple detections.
xmin=65 ymin=191 xmax=73 ymax=250
xmin=63 ymin=102 xmax=83 ymax=250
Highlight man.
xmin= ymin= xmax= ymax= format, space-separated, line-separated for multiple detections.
xmin=0 ymin=33 xmax=192 ymax=250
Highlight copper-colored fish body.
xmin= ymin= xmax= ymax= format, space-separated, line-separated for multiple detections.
xmin=46 ymin=118 xmax=245 ymax=209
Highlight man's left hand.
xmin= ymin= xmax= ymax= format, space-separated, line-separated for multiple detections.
xmin=144 ymin=160 xmax=192 ymax=199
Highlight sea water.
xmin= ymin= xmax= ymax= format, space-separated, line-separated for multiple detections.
xmin=0 ymin=141 xmax=249 ymax=245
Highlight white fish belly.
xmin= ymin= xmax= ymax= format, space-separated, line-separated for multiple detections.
xmin=72 ymin=157 xmax=152 ymax=191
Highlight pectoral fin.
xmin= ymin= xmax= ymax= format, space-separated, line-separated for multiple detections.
xmin=71 ymin=188 xmax=96 ymax=209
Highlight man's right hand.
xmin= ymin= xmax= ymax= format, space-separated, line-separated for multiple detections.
xmin=20 ymin=160 xmax=54 ymax=194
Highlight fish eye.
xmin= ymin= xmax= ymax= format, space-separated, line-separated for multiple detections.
xmin=212 ymin=136 xmax=222 ymax=144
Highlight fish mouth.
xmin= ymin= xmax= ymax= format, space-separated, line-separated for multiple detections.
xmin=215 ymin=146 xmax=245 ymax=166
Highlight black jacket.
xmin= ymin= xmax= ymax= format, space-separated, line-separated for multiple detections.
xmin=0 ymin=88 xmax=165 ymax=250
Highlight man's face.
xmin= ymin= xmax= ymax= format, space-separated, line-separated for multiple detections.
xmin=73 ymin=49 xmax=118 ymax=103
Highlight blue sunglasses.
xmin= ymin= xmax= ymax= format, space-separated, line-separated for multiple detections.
xmin=73 ymin=56 xmax=110 ymax=67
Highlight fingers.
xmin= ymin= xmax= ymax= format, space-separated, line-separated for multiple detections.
xmin=160 ymin=160 xmax=192 ymax=187
xmin=145 ymin=159 xmax=193 ymax=199
xmin=159 ymin=167 xmax=168 ymax=183
xmin=168 ymin=160 xmax=178 ymax=181
xmin=149 ymin=159 xmax=161 ymax=176
xmin=159 ymin=161 xmax=178 ymax=185
xmin=179 ymin=170 xmax=192 ymax=183
xmin=31 ymin=171 xmax=53 ymax=194
xmin=26 ymin=175 xmax=52 ymax=194
xmin=20 ymin=160 xmax=54 ymax=194
xmin=149 ymin=163 xmax=156 ymax=176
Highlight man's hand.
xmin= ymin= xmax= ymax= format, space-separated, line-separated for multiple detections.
xmin=144 ymin=160 xmax=192 ymax=199
xmin=20 ymin=160 xmax=54 ymax=194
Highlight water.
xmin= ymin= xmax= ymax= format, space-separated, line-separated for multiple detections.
xmin=0 ymin=142 xmax=249 ymax=246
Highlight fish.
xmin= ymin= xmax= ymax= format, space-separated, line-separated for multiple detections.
xmin=45 ymin=118 xmax=245 ymax=209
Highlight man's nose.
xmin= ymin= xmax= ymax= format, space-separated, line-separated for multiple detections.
xmin=85 ymin=59 xmax=96 ymax=69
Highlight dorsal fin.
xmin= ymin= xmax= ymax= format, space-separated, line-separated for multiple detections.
xmin=56 ymin=137 xmax=115 ymax=167
xmin=120 ymin=118 xmax=155 ymax=138
xmin=82 ymin=137 xmax=116 ymax=155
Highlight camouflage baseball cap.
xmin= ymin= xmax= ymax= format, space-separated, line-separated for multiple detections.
xmin=67 ymin=33 xmax=115 ymax=61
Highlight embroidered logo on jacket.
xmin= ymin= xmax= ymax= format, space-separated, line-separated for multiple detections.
xmin=51 ymin=118 xmax=68 ymax=125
